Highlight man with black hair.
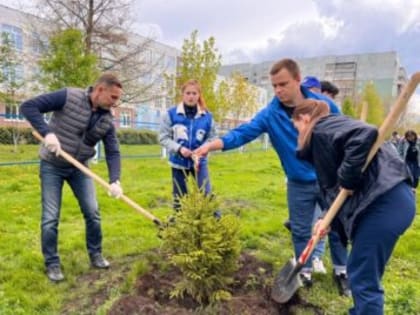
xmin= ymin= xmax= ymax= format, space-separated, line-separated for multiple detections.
xmin=321 ymin=80 xmax=340 ymax=100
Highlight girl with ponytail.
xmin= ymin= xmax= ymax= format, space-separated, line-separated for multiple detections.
xmin=292 ymin=99 xmax=415 ymax=315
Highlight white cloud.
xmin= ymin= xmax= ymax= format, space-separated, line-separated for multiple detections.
xmin=135 ymin=0 xmax=319 ymax=51
xmin=134 ymin=0 xmax=420 ymax=78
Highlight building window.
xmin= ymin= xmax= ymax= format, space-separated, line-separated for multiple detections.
xmin=120 ymin=112 xmax=131 ymax=128
xmin=5 ymin=104 xmax=24 ymax=120
xmin=166 ymin=55 xmax=176 ymax=71
xmin=1 ymin=24 xmax=23 ymax=51
xmin=31 ymin=32 xmax=48 ymax=54
xmin=2 ymin=64 xmax=24 ymax=82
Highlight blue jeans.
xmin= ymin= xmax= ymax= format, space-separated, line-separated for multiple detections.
xmin=348 ymin=182 xmax=415 ymax=315
xmin=287 ymin=179 xmax=347 ymax=270
xmin=40 ymin=160 xmax=102 ymax=267
xmin=172 ymin=164 xmax=211 ymax=210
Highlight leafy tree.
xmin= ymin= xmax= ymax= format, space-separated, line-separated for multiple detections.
xmin=341 ymin=96 xmax=357 ymax=118
xmin=360 ymin=82 xmax=385 ymax=126
xmin=0 ymin=32 xmax=25 ymax=152
xmin=226 ymin=72 xmax=259 ymax=125
xmin=175 ymin=30 xmax=222 ymax=119
xmin=39 ymin=28 xmax=99 ymax=90
xmin=213 ymin=79 xmax=230 ymax=124
xmin=161 ymin=178 xmax=241 ymax=305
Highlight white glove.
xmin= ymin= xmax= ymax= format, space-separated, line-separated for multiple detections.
xmin=108 ymin=180 xmax=123 ymax=198
xmin=44 ymin=133 xmax=61 ymax=156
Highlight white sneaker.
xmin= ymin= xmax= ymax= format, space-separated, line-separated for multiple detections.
xmin=299 ymin=271 xmax=313 ymax=287
xmin=312 ymin=257 xmax=327 ymax=274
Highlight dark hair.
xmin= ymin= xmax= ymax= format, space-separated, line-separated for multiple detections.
xmin=292 ymin=99 xmax=330 ymax=149
xmin=94 ymin=72 xmax=123 ymax=89
xmin=391 ymin=131 xmax=398 ymax=137
xmin=404 ymin=130 xmax=418 ymax=141
xmin=270 ymin=58 xmax=300 ymax=80
xmin=320 ymin=80 xmax=339 ymax=97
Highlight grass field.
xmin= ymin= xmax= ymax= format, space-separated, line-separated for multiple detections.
xmin=0 ymin=145 xmax=419 ymax=314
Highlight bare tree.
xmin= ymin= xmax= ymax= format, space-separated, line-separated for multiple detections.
xmin=29 ymin=0 xmax=173 ymax=104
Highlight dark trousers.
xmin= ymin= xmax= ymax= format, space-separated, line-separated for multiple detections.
xmin=172 ymin=164 xmax=211 ymax=211
xmin=287 ymin=180 xmax=348 ymax=270
xmin=348 ymin=182 xmax=415 ymax=315
xmin=406 ymin=161 xmax=419 ymax=188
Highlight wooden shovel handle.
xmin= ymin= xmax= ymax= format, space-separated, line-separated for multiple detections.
xmin=32 ymin=130 xmax=162 ymax=226
xmin=299 ymin=71 xmax=420 ymax=265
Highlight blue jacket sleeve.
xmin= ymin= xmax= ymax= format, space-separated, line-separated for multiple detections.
xmin=103 ymin=126 xmax=121 ymax=183
xmin=20 ymin=89 xmax=67 ymax=136
xmin=221 ymin=109 xmax=268 ymax=150
xmin=316 ymin=93 xmax=341 ymax=114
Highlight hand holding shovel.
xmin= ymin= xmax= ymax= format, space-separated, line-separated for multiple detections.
xmin=32 ymin=131 xmax=163 ymax=227
xmin=271 ymin=71 xmax=420 ymax=304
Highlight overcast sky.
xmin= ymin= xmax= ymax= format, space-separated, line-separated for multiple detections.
xmin=2 ymin=0 xmax=420 ymax=111
xmin=134 ymin=0 xmax=419 ymax=71
xmin=134 ymin=0 xmax=420 ymax=112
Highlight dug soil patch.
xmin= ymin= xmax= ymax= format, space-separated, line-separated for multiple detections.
xmin=108 ymin=253 xmax=324 ymax=315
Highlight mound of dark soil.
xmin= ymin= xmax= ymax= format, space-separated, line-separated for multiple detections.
xmin=108 ymin=253 xmax=324 ymax=315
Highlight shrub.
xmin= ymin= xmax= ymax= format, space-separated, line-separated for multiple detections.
xmin=0 ymin=127 xmax=37 ymax=144
xmin=161 ymin=178 xmax=241 ymax=305
xmin=116 ymin=129 xmax=158 ymax=145
xmin=0 ymin=127 xmax=158 ymax=145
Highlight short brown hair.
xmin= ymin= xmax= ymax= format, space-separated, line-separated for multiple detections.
xmin=94 ymin=72 xmax=123 ymax=89
xmin=270 ymin=58 xmax=300 ymax=79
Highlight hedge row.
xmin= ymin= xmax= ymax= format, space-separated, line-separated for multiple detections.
xmin=116 ymin=128 xmax=158 ymax=145
xmin=0 ymin=127 xmax=158 ymax=145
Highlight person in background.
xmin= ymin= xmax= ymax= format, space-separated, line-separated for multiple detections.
xmin=20 ymin=73 xmax=124 ymax=282
xmin=290 ymin=75 xmax=350 ymax=295
xmin=301 ymin=76 xmax=322 ymax=93
xmin=389 ymin=131 xmax=401 ymax=151
xmin=292 ymin=99 xmax=415 ymax=315
xmin=290 ymin=75 xmax=328 ymax=273
xmin=398 ymin=130 xmax=420 ymax=192
xmin=159 ymin=79 xmax=218 ymax=213
xmin=320 ymin=80 xmax=340 ymax=100
xmin=194 ymin=59 xmax=348 ymax=293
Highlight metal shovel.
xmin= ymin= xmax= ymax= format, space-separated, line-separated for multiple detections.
xmin=271 ymin=71 xmax=420 ymax=303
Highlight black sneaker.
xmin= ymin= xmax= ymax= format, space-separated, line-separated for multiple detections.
xmin=90 ymin=254 xmax=110 ymax=269
xmin=283 ymin=220 xmax=292 ymax=232
xmin=333 ymin=273 xmax=351 ymax=297
xmin=46 ymin=265 xmax=64 ymax=282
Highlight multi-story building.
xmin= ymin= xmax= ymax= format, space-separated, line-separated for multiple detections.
xmin=114 ymin=34 xmax=179 ymax=130
xmin=0 ymin=4 xmax=46 ymax=129
xmin=0 ymin=4 xmax=180 ymax=131
xmin=220 ymin=52 xmax=408 ymax=111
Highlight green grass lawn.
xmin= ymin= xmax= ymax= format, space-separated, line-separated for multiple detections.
xmin=0 ymin=146 xmax=419 ymax=314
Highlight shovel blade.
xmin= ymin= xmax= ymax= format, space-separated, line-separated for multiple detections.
xmin=271 ymin=258 xmax=302 ymax=303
